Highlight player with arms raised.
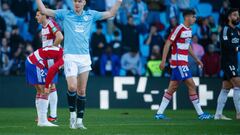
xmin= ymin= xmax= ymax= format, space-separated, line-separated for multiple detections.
xmin=155 ymin=9 xmax=213 ymax=120
xmin=35 ymin=10 xmax=63 ymax=122
xmin=36 ymin=0 xmax=123 ymax=129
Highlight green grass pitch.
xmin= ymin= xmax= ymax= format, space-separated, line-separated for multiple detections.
xmin=0 ymin=108 xmax=239 ymax=135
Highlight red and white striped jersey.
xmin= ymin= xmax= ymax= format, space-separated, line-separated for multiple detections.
xmin=27 ymin=46 xmax=63 ymax=69
xmin=168 ymin=24 xmax=192 ymax=68
xmin=41 ymin=19 xmax=60 ymax=47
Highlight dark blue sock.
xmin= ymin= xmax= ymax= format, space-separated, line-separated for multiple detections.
xmin=76 ymin=95 xmax=86 ymax=118
xmin=67 ymin=90 xmax=77 ymax=112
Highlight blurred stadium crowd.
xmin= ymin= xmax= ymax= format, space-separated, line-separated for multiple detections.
xmin=0 ymin=0 xmax=239 ymax=77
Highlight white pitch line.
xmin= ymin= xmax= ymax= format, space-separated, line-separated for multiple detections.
xmin=0 ymin=126 xmax=27 ymax=129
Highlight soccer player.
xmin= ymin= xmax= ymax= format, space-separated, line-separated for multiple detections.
xmin=25 ymin=46 xmax=63 ymax=127
xmin=36 ymin=0 xmax=123 ymax=129
xmin=215 ymin=8 xmax=240 ymax=120
xmin=155 ymin=9 xmax=213 ymax=120
xmin=35 ymin=10 xmax=63 ymax=122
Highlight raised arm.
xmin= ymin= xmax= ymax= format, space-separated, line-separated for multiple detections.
xmin=101 ymin=0 xmax=122 ymax=20
xmin=159 ymin=40 xmax=172 ymax=70
xmin=36 ymin=0 xmax=55 ymax=17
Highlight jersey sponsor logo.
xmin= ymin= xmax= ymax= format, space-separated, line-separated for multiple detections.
xmin=231 ymin=37 xmax=239 ymax=44
xmin=42 ymin=28 xmax=50 ymax=35
xmin=74 ymin=23 xmax=84 ymax=33
xmin=180 ymin=30 xmax=192 ymax=38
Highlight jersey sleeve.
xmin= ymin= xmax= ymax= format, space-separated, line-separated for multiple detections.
xmin=167 ymin=26 xmax=182 ymax=42
xmin=49 ymin=19 xmax=61 ymax=35
xmin=54 ymin=9 xmax=68 ymax=21
xmin=89 ymin=10 xmax=104 ymax=22
xmin=45 ymin=58 xmax=64 ymax=89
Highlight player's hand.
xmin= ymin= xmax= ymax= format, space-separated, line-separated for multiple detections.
xmin=43 ymin=88 xmax=50 ymax=94
xmin=196 ymin=60 xmax=203 ymax=68
xmin=159 ymin=61 xmax=165 ymax=70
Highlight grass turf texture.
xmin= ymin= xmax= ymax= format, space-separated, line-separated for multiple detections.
xmin=0 ymin=108 xmax=239 ymax=135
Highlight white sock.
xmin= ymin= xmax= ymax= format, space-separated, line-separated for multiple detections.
xmin=70 ymin=112 xmax=76 ymax=119
xmin=233 ymin=87 xmax=240 ymax=113
xmin=190 ymin=95 xmax=204 ymax=115
xmin=215 ymin=89 xmax=229 ymax=115
xmin=76 ymin=118 xmax=83 ymax=124
xmin=49 ymin=91 xmax=58 ymax=118
xmin=35 ymin=98 xmax=39 ymax=118
xmin=37 ymin=97 xmax=49 ymax=124
xmin=157 ymin=92 xmax=172 ymax=114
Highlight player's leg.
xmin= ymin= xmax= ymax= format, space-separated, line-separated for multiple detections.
xmin=47 ymin=59 xmax=59 ymax=121
xmin=48 ymin=83 xmax=58 ymax=122
xmin=25 ymin=60 xmax=57 ymax=126
xmin=64 ymin=60 xmax=79 ymax=129
xmin=155 ymin=80 xmax=179 ymax=119
xmin=215 ymin=80 xmax=232 ymax=120
xmin=75 ymin=71 xmax=89 ymax=129
xmin=230 ymin=77 xmax=240 ymax=119
xmin=66 ymin=76 xmax=78 ymax=128
xmin=35 ymin=85 xmax=58 ymax=127
xmin=184 ymin=78 xmax=212 ymax=120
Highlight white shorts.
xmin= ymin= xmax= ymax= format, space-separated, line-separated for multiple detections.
xmin=63 ymin=54 xmax=92 ymax=77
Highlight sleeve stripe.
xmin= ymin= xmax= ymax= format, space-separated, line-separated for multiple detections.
xmin=170 ymin=25 xmax=183 ymax=41
xmin=223 ymin=26 xmax=228 ymax=40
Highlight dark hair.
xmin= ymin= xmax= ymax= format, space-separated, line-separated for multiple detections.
xmin=226 ymin=8 xmax=239 ymax=17
xmin=183 ymin=9 xmax=196 ymax=18
xmin=226 ymin=8 xmax=239 ymax=23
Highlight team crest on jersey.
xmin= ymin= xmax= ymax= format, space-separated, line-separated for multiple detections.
xmin=83 ymin=15 xmax=89 ymax=21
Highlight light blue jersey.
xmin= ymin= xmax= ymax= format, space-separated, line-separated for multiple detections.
xmin=54 ymin=9 xmax=104 ymax=54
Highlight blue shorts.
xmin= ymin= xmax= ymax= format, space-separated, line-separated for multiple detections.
xmin=171 ymin=66 xmax=192 ymax=81
xmin=25 ymin=60 xmax=58 ymax=85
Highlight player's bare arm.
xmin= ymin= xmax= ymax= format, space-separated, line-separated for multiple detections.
xmin=101 ymin=0 xmax=122 ymax=20
xmin=189 ymin=46 xmax=203 ymax=68
xmin=159 ymin=39 xmax=172 ymax=70
xmin=36 ymin=0 xmax=55 ymax=17
xmin=53 ymin=31 xmax=63 ymax=47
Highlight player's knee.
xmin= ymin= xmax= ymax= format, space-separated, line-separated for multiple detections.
xmin=77 ymin=90 xmax=86 ymax=96
xmin=168 ymin=85 xmax=178 ymax=93
xmin=187 ymin=84 xmax=196 ymax=92
xmin=68 ymin=84 xmax=77 ymax=92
